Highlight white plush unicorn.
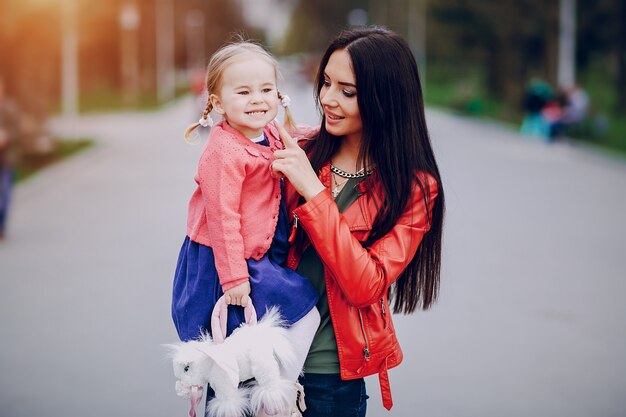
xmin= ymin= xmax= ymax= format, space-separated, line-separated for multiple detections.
xmin=168 ymin=298 xmax=297 ymax=417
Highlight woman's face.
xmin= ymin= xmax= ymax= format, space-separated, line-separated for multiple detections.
xmin=319 ymin=49 xmax=362 ymax=142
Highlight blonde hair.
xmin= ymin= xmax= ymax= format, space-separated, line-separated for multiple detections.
xmin=184 ymin=41 xmax=295 ymax=141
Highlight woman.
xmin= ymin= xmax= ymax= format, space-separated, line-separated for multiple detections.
xmin=272 ymin=26 xmax=445 ymax=416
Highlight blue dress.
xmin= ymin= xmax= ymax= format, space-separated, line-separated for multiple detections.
xmin=171 ymin=182 xmax=319 ymax=342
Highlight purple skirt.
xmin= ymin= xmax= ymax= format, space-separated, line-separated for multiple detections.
xmin=171 ymin=200 xmax=318 ymax=341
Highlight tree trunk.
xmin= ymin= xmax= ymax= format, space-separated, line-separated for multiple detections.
xmin=617 ymin=0 xmax=626 ymax=112
xmin=545 ymin=3 xmax=560 ymax=88
xmin=485 ymin=36 xmax=503 ymax=99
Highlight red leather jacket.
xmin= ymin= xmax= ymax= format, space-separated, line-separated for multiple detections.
xmin=285 ymin=163 xmax=438 ymax=410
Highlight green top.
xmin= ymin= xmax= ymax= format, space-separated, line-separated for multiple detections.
xmin=297 ymin=176 xmax=363 ymax=374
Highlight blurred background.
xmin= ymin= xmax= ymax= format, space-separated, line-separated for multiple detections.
xmin=1 ymin=0 xmax=624 ymax=157
xmin=1 ymin=1 xmax=625 ymax=417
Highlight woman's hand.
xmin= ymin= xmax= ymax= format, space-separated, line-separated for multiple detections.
xmin=223 ymin=281 xmax=250 ymax=307
xmin=272 ymin=122 xmax=326 ymax=201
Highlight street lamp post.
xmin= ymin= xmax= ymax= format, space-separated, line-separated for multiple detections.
xmin=557 ymin=0 xmax=576 ymax=88
xmin=185 ymin=10 xmax=205 ymax=72
xmin=61 ymin=0 xmax=79 ymax=117
xmin=156 ymin=0 xmax=175 ymax=103
xmin=407 ymin=0 xmax=426 ymax=88
xmin=119 ymin=3 xmax=141 ymax=106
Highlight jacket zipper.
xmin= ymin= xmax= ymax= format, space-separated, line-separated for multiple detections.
xmin=381 ymin=298 xmax=388 ymax=329
xmin=293 ymin=206 xmax=372 ymax=365
xmin=288 ymin=213 xmax=299 ymax=245
xmin=357 ymin=309 xmax=370 ymax=361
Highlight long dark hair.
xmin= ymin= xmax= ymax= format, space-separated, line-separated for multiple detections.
xmin=300 ymin=26 xmax=445 ymax=313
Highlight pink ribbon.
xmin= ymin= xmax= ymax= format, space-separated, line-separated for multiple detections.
xmin=188 ymin=385 xmax=203 ymax=417
xmin=210 ymin=295 xmax=257 ymax=344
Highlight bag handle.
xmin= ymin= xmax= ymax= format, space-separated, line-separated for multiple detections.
xmin=210 ymin=295 xmax=257 ymax=344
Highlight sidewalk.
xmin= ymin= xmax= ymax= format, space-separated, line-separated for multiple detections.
xmin=0 ymin=97 xmax=198 ymax=417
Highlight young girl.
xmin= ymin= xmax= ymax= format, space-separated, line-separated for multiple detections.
xmin=171 ymin=41 xmax=320 ymax=416
xmin=272 ymin=27 xmax=445 ymax=416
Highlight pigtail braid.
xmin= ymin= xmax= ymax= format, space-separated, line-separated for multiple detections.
xmin=183 ymin=101 xmax=213 ymax=143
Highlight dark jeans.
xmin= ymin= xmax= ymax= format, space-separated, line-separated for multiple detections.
xmin=299 ymin=373 xmax=368 ymax=417
xmin=203 ymin=374 xmax=368 ymax=417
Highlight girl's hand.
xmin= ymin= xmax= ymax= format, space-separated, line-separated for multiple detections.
xmin=272 ymin=122 xmax=326 ymax=201
xmin=224 ymin=281 xmax=250 ymax=307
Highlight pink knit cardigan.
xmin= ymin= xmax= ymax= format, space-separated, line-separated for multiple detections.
xmin=186 ymin=121 xmax=284 ymax=291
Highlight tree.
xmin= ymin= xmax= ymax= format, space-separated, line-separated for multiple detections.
xmin=429 ymin=0 xmax=560 ymax=110
xmin=282 ymin=0 xmax=369 ymax=54
xmin=0 ymin=0 xmax=252 ymax=112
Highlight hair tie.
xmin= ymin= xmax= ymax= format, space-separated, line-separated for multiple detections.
xmin=281 ymin=95 xmax=291 ymax=108
xmin=198 ymin=115 xmax=214 ymax=128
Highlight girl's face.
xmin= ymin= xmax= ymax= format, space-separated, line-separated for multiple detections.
xmin=211 ymin=55 xmax=279 ymax=138
xmin=319 ymin=49 xmax=362 ymax=143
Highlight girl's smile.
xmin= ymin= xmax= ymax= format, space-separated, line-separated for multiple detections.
xmin=246 ymin=110 xmax=268 ymax=117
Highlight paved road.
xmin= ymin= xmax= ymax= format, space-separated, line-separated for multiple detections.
xmin=1 ymin=74 xmax=625 ymax=417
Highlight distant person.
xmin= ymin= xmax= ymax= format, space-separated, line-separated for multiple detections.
xmin=520 ymin=78 xmax=554 ymax=141
xmin=561 ymin=84 xmax=590 ymax=125
xmin=171 ymin=41 xmax=320 ymax=417
xmin=271 ymin=26 xmax=445 ymax=416
xmin=0 ymin=76 xmax=20 ymax=241
xmin=550 ymin=83 xmax=590 ymax=138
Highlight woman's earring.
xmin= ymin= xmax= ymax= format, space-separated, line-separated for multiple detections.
xmin=280 ymin=95 xmax=291 ymax=108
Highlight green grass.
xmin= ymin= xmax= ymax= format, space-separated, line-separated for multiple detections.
xmin=78 ymin=88 xmax=161 ymax=113
xmin=16 ymin=138 xmax=94 ymax=183
xmin=576 ymin=65 xmax=626 ymax=154
xmin=424 ymin=64 xmax=626 ymax=158
xmin=50 ymin=85 xmax=190 ymax=115
xmin=424 ymin=65 xmax=521 ymax=124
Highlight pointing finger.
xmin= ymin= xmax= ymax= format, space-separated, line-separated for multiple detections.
xmin=273 ymin=120 xmax=297 ymax=149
